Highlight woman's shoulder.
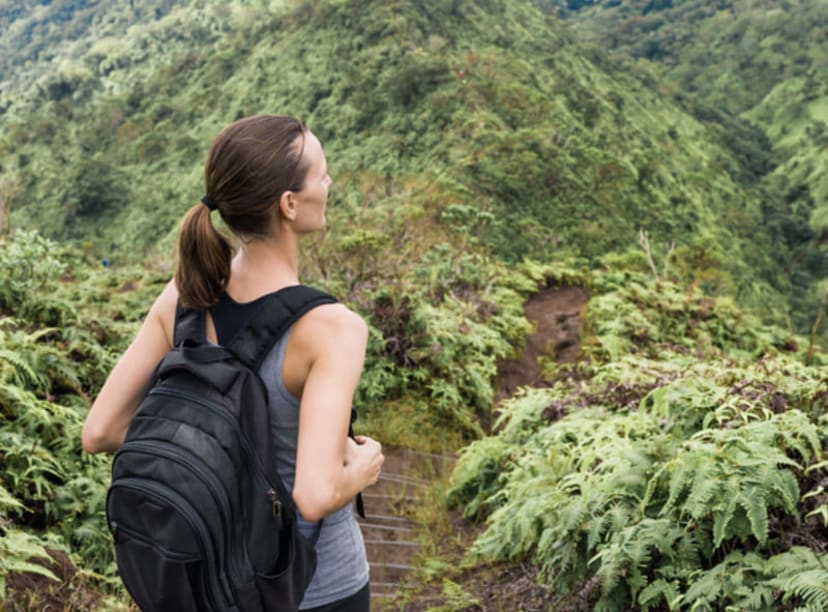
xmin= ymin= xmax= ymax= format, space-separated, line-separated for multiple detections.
xmin=292 ymin=300 xmax=368 ymax=354
xmin=300 ymin=300 xmax=367 ymax=335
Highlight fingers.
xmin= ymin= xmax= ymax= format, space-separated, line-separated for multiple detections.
xmin=359 ymin=437 xmax=383 ymax=486
xmin=347 ymin=435 xmax=384 ymax=488
xmin=353 ymin=434 xmax=380 ymax=447
xmin=366 ymin=451 xmax=383 ymax=486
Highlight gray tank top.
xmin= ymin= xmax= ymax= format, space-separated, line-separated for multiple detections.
xmin=259 ymin=326 xmax=370 ymax=609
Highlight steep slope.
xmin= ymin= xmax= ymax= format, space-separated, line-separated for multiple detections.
xmin=541 ymin=0 xmax=828 ymax=327
xmin=0 ymin=0 xmax=805 ymax=321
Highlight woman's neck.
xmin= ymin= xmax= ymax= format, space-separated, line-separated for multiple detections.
xmin=227 ymin=234 xmax=300 ymax=302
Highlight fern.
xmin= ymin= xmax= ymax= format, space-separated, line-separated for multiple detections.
xmin=653 ymin=412 xmax=814 ymax=549
xmin=0 ymin=528 xmax=59 ymax=603
xmin=0 ymin=346 xmax=48 ymax=391
xmin=0 ymin=244 xmax=124 ymax=591
xmin=451 ymin=314 xmax=824 ymax=608
xmin=639 ymin=578 xmax=681 ymax=611
xmin=765 ymin=548 xmax=828 ymax=611
xmin=681 ymin=551 xmax=776 ymax=610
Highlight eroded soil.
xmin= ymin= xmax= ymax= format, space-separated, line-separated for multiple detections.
xmin=494 ymin=286 xmax=589 ymax=404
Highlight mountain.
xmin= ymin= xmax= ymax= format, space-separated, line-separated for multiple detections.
xmin=539 ymin=0 xmax=828 ymax=327
xmin=0 ymin=0 xmax=818 ymax=326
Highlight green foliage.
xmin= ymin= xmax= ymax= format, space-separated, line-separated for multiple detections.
xmin=0 ymin=231 xmax=168 ymax=597
xmin=351 ymin=249 xmax=539 ymax=441
xmin=765 ymin=547 xmax=828 ymax=611
xmin=583 ymin=268 xmax=804 ymax=367
xmin=653 ymin=412 xmax=812 ymax=548
xmin=0 ymin=0 xmax=813 ymax=329
xmin=0 ymin=324 xmax=116 ymax=580
xmin=448 ymin=272 xmax=828 ymax=610
xmin=0 ymin=230 xmax=70 ymax=324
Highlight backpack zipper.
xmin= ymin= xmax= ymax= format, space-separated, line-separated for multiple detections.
xmin=149 ymin=386 xmax=295 ymax=523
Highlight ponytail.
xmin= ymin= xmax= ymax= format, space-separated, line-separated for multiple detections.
xmin=175 ymin=114 xmax=309 ymax=309
xmin=175 ymin=202 xmax=233 ymax=310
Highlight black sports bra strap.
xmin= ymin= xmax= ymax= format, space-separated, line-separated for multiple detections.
xmin=173 ymin=302 xmax=207 ymax=347
xmin=226 ymin=285 xmax=338 ymax=371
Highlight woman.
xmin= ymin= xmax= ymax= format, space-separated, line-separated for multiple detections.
xmin=82 ymin=114 xmax=384 ymax=611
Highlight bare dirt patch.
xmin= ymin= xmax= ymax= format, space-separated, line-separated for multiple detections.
xmin=494 ymin=286 xmax=589 ymax=404
xmin=4 ymin=549 xmax=107 ymax=611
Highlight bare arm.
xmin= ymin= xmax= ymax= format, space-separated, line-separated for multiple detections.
xmin=81 ymin=281 xmax=177 ymax=453
xmin=291 ymin=305 xmax=383 ymax=521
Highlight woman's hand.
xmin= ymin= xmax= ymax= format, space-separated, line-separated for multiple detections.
xmin=345 ymin=435 xmax=384 ymax=489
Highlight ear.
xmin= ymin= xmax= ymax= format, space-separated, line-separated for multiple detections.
xmin=279 ymin=191 xmax=297 ymax=222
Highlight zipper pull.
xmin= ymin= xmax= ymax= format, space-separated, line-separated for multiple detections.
xmin=267 ymin=488 xmax=282 ymax=517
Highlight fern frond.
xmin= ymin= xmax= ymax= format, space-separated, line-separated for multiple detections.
xmin=0 ymin=483 xmax=25 ymax=513
xmin=0 ymin=528 xmax=59 ymax=585
xmin=639 ymin=578 xmax=681 ymax=611
xmin=782 ymin=571 xmax=828 ymax=610
xmin=712 ymin=496 xmax=738 ymax=549
xmin=0 ymin=348 xmax=46 ymax=390
xmin=738 ymin=489 xmax=769 ymax=545
xmin=765 ymin=548 xmax=828 ymax=610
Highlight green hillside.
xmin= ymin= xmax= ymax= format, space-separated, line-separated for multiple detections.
xmin=0 ymin=0 xmax=181 ymax=89
xmin=540 ymin=0 xmax=828 ymax=328
xmin=0 ymin=0 xmax=818 ymax=325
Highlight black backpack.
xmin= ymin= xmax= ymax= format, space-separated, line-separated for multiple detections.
xmin=106 ymin=285 xmax=337 ymax=611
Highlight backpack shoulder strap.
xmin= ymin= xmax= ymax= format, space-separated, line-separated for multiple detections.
xmin=173 ymin=301 xmax=207 ymax=347
xmin=227 ymin=285 xmax=338 ymax=371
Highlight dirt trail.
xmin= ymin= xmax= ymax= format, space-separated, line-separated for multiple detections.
xmin=359 ymin=448 xmax=454 ymax=609
xmin=362 ymin=286 xmax=589 ymax=610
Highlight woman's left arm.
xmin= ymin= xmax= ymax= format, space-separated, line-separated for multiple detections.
xmin=81 ymin=281 xmax=177 ymax=453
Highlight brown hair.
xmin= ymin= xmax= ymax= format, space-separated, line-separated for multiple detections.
xmin=175 ymin=115 xmax=309 ymax=309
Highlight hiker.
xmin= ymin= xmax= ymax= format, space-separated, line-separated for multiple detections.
xmin=82 ymin=114 xmax=384 ymax=611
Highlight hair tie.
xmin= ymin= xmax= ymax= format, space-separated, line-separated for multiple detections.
xmin=201 ymin=195 xmax=218 ymax=211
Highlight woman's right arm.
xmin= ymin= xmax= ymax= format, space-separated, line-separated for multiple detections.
xmin=81 ymin=281 xmax=177 ymax=453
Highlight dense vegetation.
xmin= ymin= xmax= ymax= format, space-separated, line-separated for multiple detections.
xmin=1 ymin=0 xmax=827 ymax=609
xmin=0 ymin=231 xmax=166 ymax=604
xmin=448 ymin=266 xmax=828 ymax=610
xmin=2 ymin=0 xmax=823 ymax=325
xmin=540 ymin=0 xmax=828 ymax=329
